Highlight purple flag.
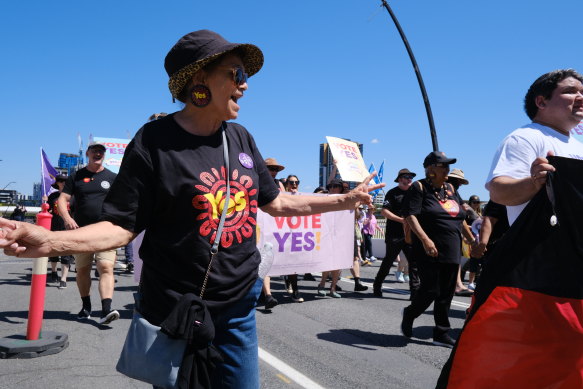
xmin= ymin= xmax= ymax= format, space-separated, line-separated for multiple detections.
xmin=41 ymin=148 xmax=58 ymax=198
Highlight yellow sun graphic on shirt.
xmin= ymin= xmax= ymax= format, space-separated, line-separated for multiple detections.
xmin=191 ymin=167 xmax=258 ymax=248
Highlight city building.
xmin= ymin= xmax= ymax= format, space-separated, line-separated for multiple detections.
xmin=318 ymin=139 xmax=364 ymax=190
xmin=32 ymin=182 xmax=42 ymax=203
xmin=0 ymin=189 xmax=18 ymax=205
xmin=58 ymin=153 xmax=82 ymax=175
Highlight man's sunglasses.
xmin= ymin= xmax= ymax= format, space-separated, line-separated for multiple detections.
xmin=288 ymin=180 xmax=300 ymax=186
xmin=231 ymin=67 xmax=248 ymax=86
xmin=267 ymin=166 xmax=279 ymax=172
xmin=400 ymin=175 xmax=414 ymax=180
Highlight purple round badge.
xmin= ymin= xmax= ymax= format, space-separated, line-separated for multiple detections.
xmin=239 ymin=153 xmax=254 ymax=169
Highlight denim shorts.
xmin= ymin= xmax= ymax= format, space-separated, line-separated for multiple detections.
xmin=210 ymin=277 xmax=263 ymax=389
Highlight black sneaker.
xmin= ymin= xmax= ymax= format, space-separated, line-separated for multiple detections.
xmin=400 ymin=307 xmax=414 ymax=338
xmin=58 ymin=280 xmax=67 ymax=289
xmin=99 ymin=309 xmax=120 ymax=325
xmin=373 ymin=288 xmax=383 ymax=297
xmin=354 ymin=283 xmax=368 ymax=292
xmin=291 ymin=291 xmax=304 ymax=303
xmin=264 ymin=295 xmax=279 ymax=310
xmin=77 ymin=308 xmax=91 ymax=320
xmin=433 ymin=332 xmax=456 ymax=348
xmin=124 ymin=263 xmax=134 ymax=274
xmin=51 ymin=272 xmax=59 ymax=284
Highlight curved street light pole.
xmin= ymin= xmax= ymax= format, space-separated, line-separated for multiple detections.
xmin=380 ymin=0 xmax=439 ymax=151
xmin=1 ymin=181 xmax=15 ymax=191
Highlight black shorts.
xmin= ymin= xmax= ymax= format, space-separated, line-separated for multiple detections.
xmin=48 ymin=255 xmax=73 ymax=265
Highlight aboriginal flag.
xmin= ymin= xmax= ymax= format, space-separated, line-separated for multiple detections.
xmin=437 ymin=156 xmax=583 ymax=389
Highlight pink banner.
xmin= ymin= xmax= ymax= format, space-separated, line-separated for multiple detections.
xmin=133 ymin=195 xmax=355 ymax=281
xmin=256 ymin=194 xmax=354 ymax=276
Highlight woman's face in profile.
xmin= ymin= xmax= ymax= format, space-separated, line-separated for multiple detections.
xmin=203 ymin=53 xmax=248 ymax=121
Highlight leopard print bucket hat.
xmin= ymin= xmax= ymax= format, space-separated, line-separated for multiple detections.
xmin=165 ymin=30 xmax=264 ymax=101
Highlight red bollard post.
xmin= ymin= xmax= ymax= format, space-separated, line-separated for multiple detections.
xmin=26 ymin=203 xmax=52 ymax=341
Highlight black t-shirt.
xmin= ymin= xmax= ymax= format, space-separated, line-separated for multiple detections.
xmin=403 ymin=179 xmax=466 ymax=264
xmin=100 ymin=115 xmax=279 ymax=323
xmin=62 ymin=167 xmax=117 ymax=227
xmin=465 ymin=208 xmax=480 ymax=226
xmin=47 ymin=191 xmax=66 ymax=231
xmin=483 ymin=200 xmax=509 ymax=246
xmin=382 ymin=186 xmax=408 ymax=239
xmin=10 ymin=207 xmax=25 ymax=220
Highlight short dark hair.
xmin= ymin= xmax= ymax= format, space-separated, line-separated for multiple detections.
xmin=524 ymin=69 xmax=583 ymax=120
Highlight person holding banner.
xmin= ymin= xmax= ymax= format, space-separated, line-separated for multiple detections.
xmin=0 ymin=30 xmax=383 ymax=388
xmin=317 ymin=178 xmax=345 ymax=297
xmin=282 ymin=175 xmax=305 ymax=302
xmin=261 ymin=157 xmax=286 ymax=310
xmin=486 ymin=69 xmax=583 ymax=225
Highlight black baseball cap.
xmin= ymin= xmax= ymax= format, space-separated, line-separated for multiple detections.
xmin=423 ymin=151 xmax=457 ymax=168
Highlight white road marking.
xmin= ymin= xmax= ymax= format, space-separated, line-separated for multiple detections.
xmin=259 ymin=274 xmax=469 ymax=387
xmin=259 ymin=347 xmax=326 ymax=389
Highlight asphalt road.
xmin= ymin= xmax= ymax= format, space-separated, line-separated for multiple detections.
xmin=0 ymin=254 xmax=471 ymax=389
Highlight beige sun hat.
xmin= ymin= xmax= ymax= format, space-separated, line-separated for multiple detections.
xmin=264 ymin=158 xmax=285 ymax=172
xmin=448 ymin=168 xmax=469 ymax=185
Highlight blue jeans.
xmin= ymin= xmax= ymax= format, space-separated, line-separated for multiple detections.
xmin=210 ymin=277 xmax=263 ymax=389
xmin=125 ymin=243 xmax=134 ymax=264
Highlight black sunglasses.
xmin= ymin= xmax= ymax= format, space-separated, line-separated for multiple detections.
xmin=267 ymin=166 xmax=279 ymax=172
xmin=400 ymin=174 xmax=414 ymax=180
xmin=231 ymin=67 xmax=248 ymax=86
xmin=288 ymin=180 xmax=300 ymax=185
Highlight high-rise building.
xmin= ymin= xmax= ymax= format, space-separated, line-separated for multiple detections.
xmin=318 ymin=139 xmax=364 ymax=189
xmin=0 ymin=189 xmax=18 ymax=205
xmin=32 ymin=182 xmax=42 ymax=203
xmin=58 ymin=153 xmax=82 ymax=175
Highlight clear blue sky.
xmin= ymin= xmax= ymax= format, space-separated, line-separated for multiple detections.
xmin=1 ymin=0 xmax=581 ymax=201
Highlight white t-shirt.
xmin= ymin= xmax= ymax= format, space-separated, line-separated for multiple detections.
xmin=486 ymin=122 xmax=583 ymax=225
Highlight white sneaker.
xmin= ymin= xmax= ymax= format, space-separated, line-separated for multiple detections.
xmin=468 ymin=283 xmax=476 ymax=291
xmin=370 ymin=256 xmax=377 ymax=262
xmin=403 ymin=274 xmax=410 ymax=282
xmin=395 ymin=271 xmax=405 ymax=283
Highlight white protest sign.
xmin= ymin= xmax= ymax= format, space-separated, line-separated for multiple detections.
xmin=326 ymin=136 xmax=369 ymax=182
